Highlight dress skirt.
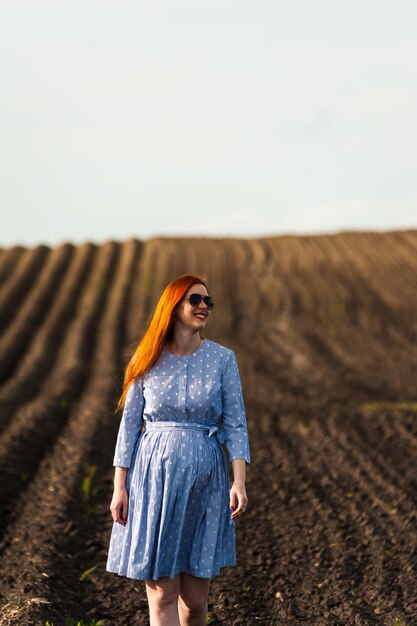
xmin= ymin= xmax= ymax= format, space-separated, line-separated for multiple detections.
xmin=105 ymin=421 xmax=236 ymax=580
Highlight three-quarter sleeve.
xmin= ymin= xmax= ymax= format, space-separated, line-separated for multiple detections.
xmin=221 ymin=350 xmax=251 ymax=464
xmin=113 ymin=377 xmax=144 ymax=468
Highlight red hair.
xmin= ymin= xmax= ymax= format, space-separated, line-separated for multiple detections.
xmin=116 ymin=273 xmax=209 ymax=412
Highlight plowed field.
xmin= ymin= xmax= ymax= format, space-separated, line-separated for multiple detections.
xmin=0 ymin=231 xmax=416 ymax=626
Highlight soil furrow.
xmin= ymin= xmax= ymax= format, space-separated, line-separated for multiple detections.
xmin=299 ymin=418 xmax=411 ymax=624
xmin=341 ymin=232 xmax=413 ymax=311
xmin=0 ymin=243 xmax=74 ymax=384
xmin=127 ymin=238 xmax=168 ymax=344
xmin=366 ymin=232 xmax=417 ymax=293
xmin=0 ymin=245 xmax=50 ymax=331
xmin=0 ymin=246 xmax=25 ymax=285
xmin=0 ymin=242 xmax=96 ymax=416
xmin=269 ymin=418 xmax=378 ymax=624
xmin=0 ymin=232 xmax=416 ymax=625
xmin=382 ymin=413 xmax=417 ymax=454
xmin=314 ymin=418 xmax=416 ymax=622
xmin=0 ymin=242 xmax=119 ymax=539
xmin=324 ymin=418 xmax=417 ymax=537
xmin=342 ymin=412 xmax=417 ymax=510
xmin=0 ymin=241 xmax=137 ymax=626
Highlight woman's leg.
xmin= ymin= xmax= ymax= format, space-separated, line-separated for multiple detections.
xmin=178 ymin=572 xmax=211 ymax=626
xmin=145 ymin=574 xmax=181 ymax=626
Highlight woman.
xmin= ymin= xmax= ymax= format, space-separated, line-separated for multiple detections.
xmin=106 ymin=273 xmax=250 ymax=626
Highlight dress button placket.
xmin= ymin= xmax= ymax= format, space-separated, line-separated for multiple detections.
xmin=178 ymin=361 xmax=188 ymax=410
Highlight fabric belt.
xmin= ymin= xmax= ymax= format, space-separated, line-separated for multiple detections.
xmin=143 ymin=420 xmax=226 ymax=444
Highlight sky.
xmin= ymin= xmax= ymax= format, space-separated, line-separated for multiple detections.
xmin=1 ymin=0 xmax=416 ymax=247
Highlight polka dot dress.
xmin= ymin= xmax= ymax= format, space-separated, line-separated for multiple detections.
xmin=106 ymin=338 xmax=251 ymax=581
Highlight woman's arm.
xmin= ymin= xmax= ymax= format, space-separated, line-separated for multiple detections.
xmin=221 ymin=350 xmax=250 ymax=521
xmin=113 ymin=377 xmax=145 ymax=469
xmin=114 ymin=466 xmax=128 ymax=489
xmin=110 ymin=378 xmax=144 ymax=525
xmin=221 ymin=350 xmax=251 ymax=465
xmin=110 ymin=467 xmax=129 ymax=526
xmin=230 ymin=458 xmax=248 ymax=521
xmin=231 ymin=458 xmax=246 ymax=485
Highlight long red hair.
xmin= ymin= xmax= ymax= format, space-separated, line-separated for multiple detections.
xmin=115 ymin=273 xmax=209 ymax=412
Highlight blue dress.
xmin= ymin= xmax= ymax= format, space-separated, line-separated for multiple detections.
xmin=105 ymin=337 xmax=251 ymax=581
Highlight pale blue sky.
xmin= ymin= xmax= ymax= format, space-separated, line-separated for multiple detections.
xmin=1 ymin=0 xmax=416 ymax=247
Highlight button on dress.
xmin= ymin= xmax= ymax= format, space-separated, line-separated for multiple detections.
xmin=106 ymin=338 xmax=251 ymax=581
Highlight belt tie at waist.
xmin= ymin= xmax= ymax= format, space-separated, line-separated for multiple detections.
xmin=143 ymin=420 xmax=226 ymax=444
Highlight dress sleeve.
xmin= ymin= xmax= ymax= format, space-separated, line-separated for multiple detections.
xmin=113 ymin=377 xmax=144 ymax=468
xmin=221 ymin=350 xmax=251 ymax=465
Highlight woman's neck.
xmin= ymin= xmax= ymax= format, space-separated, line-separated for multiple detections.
xmin=165 ymin=333 xmax=203 ymax=356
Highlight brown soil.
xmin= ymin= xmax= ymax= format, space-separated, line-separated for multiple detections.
xmin=0 ymin=230 xmax=417 ymax=625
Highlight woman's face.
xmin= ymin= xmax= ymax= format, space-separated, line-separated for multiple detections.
xmin=174 ymin=283 xmax=212 ymax=332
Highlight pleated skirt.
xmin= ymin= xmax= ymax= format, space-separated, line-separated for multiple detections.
xmin=106 ymin=426 xmax=236 ymax=580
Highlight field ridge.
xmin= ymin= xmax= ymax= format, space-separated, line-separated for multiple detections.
xmin=0 ymin=229 xmax=416 ymax=625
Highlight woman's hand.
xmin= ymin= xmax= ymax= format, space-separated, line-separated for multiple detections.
xmin=229 ymin=480 xmax=248 ymax=521
xmin=110 ymin=486 xmax=129 ymax=526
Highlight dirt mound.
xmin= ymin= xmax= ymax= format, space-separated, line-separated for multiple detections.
xmin=0 ymin=230 xmax=416 ymax=625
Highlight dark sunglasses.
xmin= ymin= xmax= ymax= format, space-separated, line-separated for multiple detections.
xmin=185 ymin=293 xmax=214 ymax=310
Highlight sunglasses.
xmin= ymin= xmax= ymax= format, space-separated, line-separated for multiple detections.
xmin=185 ymin=293 xmax=214 ymax=310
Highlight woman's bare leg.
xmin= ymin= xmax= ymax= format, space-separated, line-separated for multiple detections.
xmin=145 ymin=574 xmax=181 ymax=626
xmin=178 ymin=572 xmax=211 ymax=626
